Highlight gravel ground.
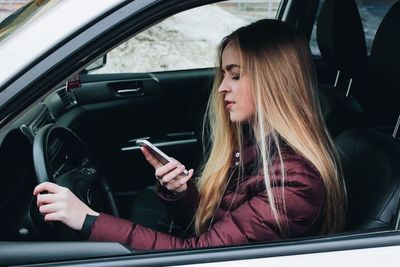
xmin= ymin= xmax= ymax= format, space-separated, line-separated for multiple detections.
xmin=94 ymin=5 xmax=253 ymax=73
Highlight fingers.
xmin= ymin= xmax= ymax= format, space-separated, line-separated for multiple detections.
xmin=35 ymin=185 xmax=65 ymax=215
xmin=180 ymin=169 xmax=194 ymax=184
xmin=36 ymin=192 xmax=58 ymax=206
xmin=163 ymin=169 xmax=194 ymax=192
xmin=32 ymin=182 xmax=97 ymax=230
xmin=38 ymin=202 xmax=60 ymax=215
xmin=44 ymin=212 xmax=64 ymax=222
xmin=155 ymin=160 xmax=180 ymax=179
xmin=33 ymin=182 xmax=64 ymax=196
xmin=140 ymin=147 xmax=193 ymax=194
xmin=158 ymin=164 xmax=186 ymax=185
xmin=36 ymin=191 xmax=63 ymax=222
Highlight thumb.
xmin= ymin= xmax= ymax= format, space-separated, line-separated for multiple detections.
xmin=33 ymin=182 xmax=63 ymax=195
xmin=140 ymin=146 xmax=165 ymax=168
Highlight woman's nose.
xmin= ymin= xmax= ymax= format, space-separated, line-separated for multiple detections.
xmin=218 ymin=78 xmax=230 ymax=94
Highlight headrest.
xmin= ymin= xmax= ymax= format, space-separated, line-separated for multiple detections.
xmin=317 ymin=0 xmax=368 ymax=80
xmin=370 ymin=2 xmax=400 ymax=121
xmin=318 ymin=84 xmax=365 ymax=136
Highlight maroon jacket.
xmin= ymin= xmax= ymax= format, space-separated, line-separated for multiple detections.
xmin=89 ymin=144 xmax=325 ymax=250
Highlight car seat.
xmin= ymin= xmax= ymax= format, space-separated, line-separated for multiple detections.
xmin=316 ymin=0 xmax=368 ymax=136
xmin=359 ymin=1 xmax=400 ymax=127
xmin=335 ymin=2 xmax=400 ymax=231
xmin=335 ymin=124 xmax=400 ymax=231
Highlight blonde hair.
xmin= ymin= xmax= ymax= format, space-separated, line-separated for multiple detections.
xmin=194 ymin=20 xmax=346 ymax=235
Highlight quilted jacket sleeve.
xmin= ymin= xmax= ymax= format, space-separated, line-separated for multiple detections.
xmin=89 ymin=156 xmax=325 ymax=250
xmin=90 ymin=193 xmax=274 ymax=250
xmin=154 ymin=179 xmax=199 ymax=227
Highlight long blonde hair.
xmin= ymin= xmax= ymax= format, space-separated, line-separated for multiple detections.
xmin=194 ymin=20 xmax=346 ymax=235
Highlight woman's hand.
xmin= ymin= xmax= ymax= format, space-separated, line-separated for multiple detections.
xmin=140 ymin=146 xmax=194 ymax=193
xmin=33 ymin=182 xmax=99 ymax=231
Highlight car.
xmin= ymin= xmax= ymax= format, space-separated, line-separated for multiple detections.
xmin=0 ymin=0 xmax=400 ymax=266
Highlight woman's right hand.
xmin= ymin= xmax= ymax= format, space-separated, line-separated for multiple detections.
xmin=140 ymin=146 xmax=194 ymax=193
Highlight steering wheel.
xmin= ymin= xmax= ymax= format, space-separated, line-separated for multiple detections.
xmin=32 ymin=124 xmax=119 ymax=240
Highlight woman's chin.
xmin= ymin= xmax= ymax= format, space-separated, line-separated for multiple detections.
xmin=229 ymin=113 xmax=243 ymax=123
xmin=228 ymin=113 xmax=237 ymax=123
xmin=229 ymin=114 xmax=254 ymax=124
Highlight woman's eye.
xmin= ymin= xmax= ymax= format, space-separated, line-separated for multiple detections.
xmin=232 ymin=75 xmax=240 ymax=81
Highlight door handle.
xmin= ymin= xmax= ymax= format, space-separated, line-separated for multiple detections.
xmin=116 ymin=88 xmax=142 ymax=94
xmin=108 ymin=80 xmax=144 ymax=97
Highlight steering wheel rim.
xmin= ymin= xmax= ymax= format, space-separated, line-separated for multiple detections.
xmin=32 ymin=124 xmax=118 ymax=239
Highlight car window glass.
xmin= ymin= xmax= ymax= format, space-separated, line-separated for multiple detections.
xmin=91 ymin=0 xmax=282 ymax=74
xmin=310 ymin=0 xmax=397 ymax=56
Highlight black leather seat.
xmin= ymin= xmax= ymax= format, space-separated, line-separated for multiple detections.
xmin=316 ymin=0 xmax=368 ymax=136
xmin=334 ymin=2 xmax=400 ymax=231
xmin=318 ymin=84 xmax=364 ymax=137
xmin=335 ymin=128 xmax=400 ymax=231
xmin=360 ymin=2 xmax=400 ymax=127
xmin=317 ymin=0 xmax=369 ymax=86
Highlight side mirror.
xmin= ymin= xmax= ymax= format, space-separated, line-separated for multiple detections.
xmin=83 ymin=55 xmax=107 ymax=73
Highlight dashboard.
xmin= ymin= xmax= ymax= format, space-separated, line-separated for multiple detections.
xmin=0 ymin=87 xmax=78 ymax=241
xmin=48 ymin=137 xmax=81 ymax=180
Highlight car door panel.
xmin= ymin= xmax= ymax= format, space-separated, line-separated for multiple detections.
xmin=58 ymin=69 xmax=213 ymax=214
xmin=76 ymin=73 xmax=163 ymax=103
xmin=7 ymin=232 xmax=400 ymax=266
xmin=0 ymin=241 xmax=132 ymax=266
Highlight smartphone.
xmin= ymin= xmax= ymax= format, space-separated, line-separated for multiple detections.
xmin=136 ymin=139 xmax=189 ymax=175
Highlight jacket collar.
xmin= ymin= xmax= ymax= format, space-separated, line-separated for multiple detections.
xmin=231 ymin=138 xmax=282 ymax=168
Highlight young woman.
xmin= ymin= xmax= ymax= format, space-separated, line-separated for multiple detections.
xmin=33 ymin=19 xmax=346 ymax=250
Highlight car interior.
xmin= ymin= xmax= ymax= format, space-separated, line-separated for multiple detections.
xmin=0 ymin=0 xmax=400 ymax=265
xmin=315 ymin=0 xmax=400 ymax=231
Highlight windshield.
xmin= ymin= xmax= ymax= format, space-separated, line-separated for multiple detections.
xmin=0 ymin=0 xmax=55 ymax=43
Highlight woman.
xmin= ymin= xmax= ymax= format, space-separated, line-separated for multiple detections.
xmin=33 ymin=19 xmax=346 ymax=250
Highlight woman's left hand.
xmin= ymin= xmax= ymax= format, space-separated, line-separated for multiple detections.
xmin=33 ymin=182 xmax=99 ymax=231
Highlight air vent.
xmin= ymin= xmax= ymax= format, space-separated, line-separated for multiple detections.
xmin=58 ymin=89 xmax=77 ymax=109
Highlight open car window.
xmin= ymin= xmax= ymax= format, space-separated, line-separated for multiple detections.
xmin=91 ymin=0 xmax=282 ymax=74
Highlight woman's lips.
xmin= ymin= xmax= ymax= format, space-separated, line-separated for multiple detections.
xmin=225 ymin=100 xmax=234 ymax=110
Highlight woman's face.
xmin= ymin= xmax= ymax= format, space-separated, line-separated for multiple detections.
xmin=218 ymin=43 xmax=255 ymax=123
